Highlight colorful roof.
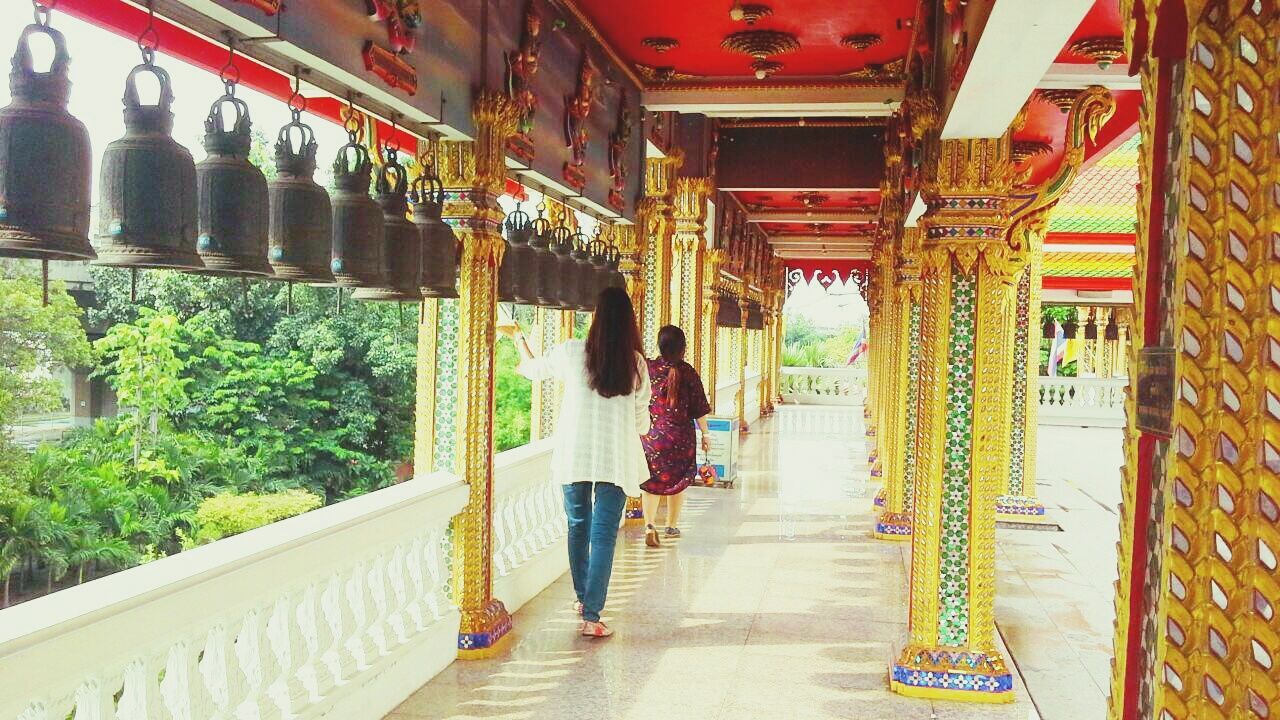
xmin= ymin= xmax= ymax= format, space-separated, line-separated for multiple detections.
xmin=1043 ymin=251 xmax=1134 ymax=278
xmin=1048 ymin=134 xmax=1140 ymax=234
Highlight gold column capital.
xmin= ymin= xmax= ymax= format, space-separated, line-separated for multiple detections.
xmin=645 ymin=152 xmax=684 ymax=200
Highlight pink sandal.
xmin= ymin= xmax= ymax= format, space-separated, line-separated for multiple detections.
xmin=581 ymin=620 xmax=613 ymax=638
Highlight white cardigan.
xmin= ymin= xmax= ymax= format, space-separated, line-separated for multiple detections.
xmin=518 ymin=340 xmax=652 ymax=497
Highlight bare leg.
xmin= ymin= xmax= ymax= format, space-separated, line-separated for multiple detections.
xmin=641 ymin=492 xmax=661 ymax=527
xmin=666 ymin=492 xmax=685 ymax=529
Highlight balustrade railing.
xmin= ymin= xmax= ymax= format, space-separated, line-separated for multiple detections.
xmin=491 ymin=441 xmax=568 ymax=613
xmin=779 ymin=367 xmax=865 ymax=406
xmin=1038 ymin=376 xmax=1128 ymax=427
xmin=0 ymin=476 xmax=467 ymax=720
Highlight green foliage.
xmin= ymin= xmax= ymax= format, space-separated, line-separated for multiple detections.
xmin=494 ymin=337 xmax=532 ymax=452
xmin=193 ymin=489 xmax=322 ymax=544
xmin=94 ymin=309 xmax=192 ymax=461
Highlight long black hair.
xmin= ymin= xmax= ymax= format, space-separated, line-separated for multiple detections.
xmin=656 ymin=325 xmax=687 ymax=407
xmin=585 ymin=286 xmax=643 ymax=398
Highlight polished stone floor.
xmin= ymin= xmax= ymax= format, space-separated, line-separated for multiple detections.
xmin=391 ymin=405 xmax=1059 ymax=719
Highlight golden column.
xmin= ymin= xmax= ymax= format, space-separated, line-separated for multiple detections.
xmin=874 ymin=227 xmax=922 ymax=539
xmin=615 ymin=221 xmax=647 ymax=526
xmin=997 ymin=211 xmax=1049 ymax=522
xmin=640 ymin=155 xmax=681 ymax=355
xmin=760 ymin=296 xmax=777 ymax=417
xmin=1108 ymin=4 xmax=1279 ymax=719
xmin=867 ymin=244 xmax=891 ymax=496
xmin=736 ymin=280 xmax=751 ymax=430
xmin=670 ymin=177 xmax=710 ymax=365
xmin=890 ymin=136 xmax=1019 ymax=703
xmin=1093 ymin=307 xmax=1111 ymax=378
xmin=440 ymin=92 xmax=519 ymax=658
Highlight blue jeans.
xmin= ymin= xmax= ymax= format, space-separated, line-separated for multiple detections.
xmin=562 ymin=482 xmax=626 ymax=623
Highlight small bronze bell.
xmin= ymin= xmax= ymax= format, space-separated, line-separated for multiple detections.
xmin=0 ymin=16 xmax=94 ymax=260
xmin=569 ymin=229 xmax=591 ymax=312
xmin=268 ymin=112 xmax=333 ymax=284
xmin=411 ymin=167 xmax=457 ymax=299
xmin=94 ymin=62 xmax=202 ymax=270
xmin=499 ymin=203 xmax=535 ymax=304
xmin=329 ymin=130 xmax=387 ymax=288
xmin=550 ymin=224 xmax=576 ymax=310
xmin=195 ymin=85 xmax=272 ymax=276
xmin=528 ymin=206 xmax=556 ymax=306
xmin=353 ymin=147 xmax=421 ymax=302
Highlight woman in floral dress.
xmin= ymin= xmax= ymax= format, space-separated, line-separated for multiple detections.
xmin=640 ymin=326 xmax=712 ymax=547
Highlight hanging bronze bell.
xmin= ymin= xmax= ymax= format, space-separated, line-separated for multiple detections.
xmin=268 ymin=116 xmax=332 ymax=283
xmin=499 ymin=203 xmax=536 ymax=304
xmin=528 ymin=209 xmax=556 ymax=306
xmin=329 ymin=137 xmax=387 ymax=288
xmin=94 ymin=62 xmax=202 ymax=270
xmin=411 ymin=169 xmax=457 ymax=298
xmin=550 ymin=224 xmax=576 ymax=310
xmin=195 ymin=88 xmax=272 ymax=276
xmin=569 ymin=229 xmax=591 ymax=311
xmin=353 ymin=149 xmax=421 ymax=302
xmin=0 ymin=20 xmax=94 ymax=260
xmin=606 ymin=246 xmax=626 ymax=291
xmin=587 ymin=234 xmax=609 ymax=312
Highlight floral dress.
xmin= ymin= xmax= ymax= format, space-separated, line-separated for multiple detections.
xmin=640 ymin=358 xmax=712 ymax=496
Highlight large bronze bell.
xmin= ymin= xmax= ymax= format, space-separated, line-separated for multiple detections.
xmin=268 ymin=115 xmax=332 ymax=283
xmin=353 ymin=148 xmax=421 ymax=302
xmin=499 ymin=203 xmax=535 ymax=304
xmin=329 ymin=135 xmax=387 ymax=288
xmin=411 ymin=168 xmax=457 ymax=298
xmin=195 ymin=87 xmax=272 ymax=276
xmin=0 ymin=18 xmax=94 ymax=260
xmin=528 ymin=206 xmax=556 ymax=306
xmin=550 ymin=224 xmax=576 ymax=310
xmin=94 ymin=62 xmax=201 ymax=270
xmin=569 ymin=229 xmax=591 ymax=311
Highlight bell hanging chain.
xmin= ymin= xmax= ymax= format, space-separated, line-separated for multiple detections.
xmin=137 ymin=0 xmax=159 ymax=66
xmin=32 ymin=0 xmax=56 ymax=27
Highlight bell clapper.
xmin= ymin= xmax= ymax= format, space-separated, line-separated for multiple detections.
xmin=336 ymin=286 xmax=343 ymax=315
xmin=130 ymin=268 xmax=138 ymax=303
xmin=41 ymin=260 xmax=48 ymax=307
xmin=286 ymin=281 xmax=293 ymax=316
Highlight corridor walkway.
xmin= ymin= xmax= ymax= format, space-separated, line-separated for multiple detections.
xmin=390 ymin=406 xmax=1040 ymax=720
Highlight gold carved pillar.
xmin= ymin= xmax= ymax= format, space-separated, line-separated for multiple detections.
xmin=737 ymin=281 xmax=751 ymax=430
xmin=439 ymin=92 xmax=519 ymax=658
xmin=867 ymin=246 xmax=890 ymax=494
xmin=639 ymin=156 xmax=680 ymax=355
xmin=1107 ymin=5 xmax=1279 ymax=719
xmin=670 ymin=177 xmax=710 ymax=368
xmin=1112 ymin=309 xmax=1128 ymax=378
xmin=997 ymin=211 xmax=1049 ymax=521
xmin=874 ymin=227 xmax=922 ymax=540
xmin=891 ymin=136 xmax=1019 ymax=703
xmin=1093 ymin=308 xmax=1111 ymax=379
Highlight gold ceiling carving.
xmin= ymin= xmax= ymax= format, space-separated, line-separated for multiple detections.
xmin=720 ymin=29 xmax=801 ymax=58
xmin=1011 ymin=140 xmax=1053 ymax=165
xmin=840 ymin=56 xmax=906 ymax=82
xmin=641 ymin=36 xmax=679 ymax=53
xmin=1036 ymin=88 xmax=1080 ymax=114
xmin=1067 ymin=37 xmax=1125 ymax=69
xmin=842 ymin=33 xmax=882 ymax=51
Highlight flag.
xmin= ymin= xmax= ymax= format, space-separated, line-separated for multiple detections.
xmin=1047 ymin=321 xmax=1080 ymax=376
xmin=847 ymin=331 xmax=869 ymax=365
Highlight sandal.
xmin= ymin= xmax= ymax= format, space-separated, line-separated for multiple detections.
xmin=665 ymin=527 xmax=681 ymax=537
xmin=645 ymin=524 xmax=660 ymax=548
xmin=581 ymin=620 xmax=614 ymax=638
xmin=573 ymin=601 xmax=583 ymax=616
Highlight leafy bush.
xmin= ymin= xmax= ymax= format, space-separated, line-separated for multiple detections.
xmin=192 ymin=489 xmax=322 ymax=544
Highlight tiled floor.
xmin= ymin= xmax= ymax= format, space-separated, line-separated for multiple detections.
xmin=390 ymin=406 xmax=1045 ymax=720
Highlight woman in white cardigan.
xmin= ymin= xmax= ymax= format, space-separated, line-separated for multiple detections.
xmin=515 ymin=287 xmax=651 ymax=638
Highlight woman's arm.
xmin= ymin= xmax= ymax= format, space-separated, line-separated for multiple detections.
xmin=515 ymin=337 xmax=560 ymax=381
xmin=633 ymin=357 xmax=653 ymax=436
xmin=696 ymin=415 xmax=711 ymax=452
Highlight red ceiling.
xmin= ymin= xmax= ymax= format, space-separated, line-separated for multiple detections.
xmin=573 ymin=0 xmax=916 ymax=78
xmin=1056 ymin=0 xmax=1126 ymax=63
xmin=734 ymin=190 xmax=882 ymax=211
xmin=1014 ymin=89 xmax=1141 ymax=186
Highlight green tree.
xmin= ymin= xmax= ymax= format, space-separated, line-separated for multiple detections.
xmin=94 ymin=310 xmax=192 ymax=463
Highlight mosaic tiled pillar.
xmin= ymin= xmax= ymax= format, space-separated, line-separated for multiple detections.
xmin=875 ymin=229 xmax=922 ymax=539
xmin=997 ymin=216 xmax=1047 ymax=522
xmin=737 ymin=295 xmax=750 ymax=430
xmin=438 ymin=93 xmax=517 ymax=658
xmin=529 ymin=306 xmax=562 ymax=442
xmin=891 ymin=137 xmax=1018 ymax=703
xmin=1108 ymin=6 xmax=1280 ymax=718
xmin=429 ymin=299 xmax=461 ymax=473
xmin=867 ymin=254 xmax=889 ymax=504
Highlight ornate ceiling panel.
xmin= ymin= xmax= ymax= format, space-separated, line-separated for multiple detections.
xmin=1055 ymin=0 xmax=1126 ymax=65
xmin=760 ymin=221 xmax=876 ymax=236
xmin=734 ymin=189 xmax=881 ymax=213
xmin=568 ymin=0 xmax=915 ymax=80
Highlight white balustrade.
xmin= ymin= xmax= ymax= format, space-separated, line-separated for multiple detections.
xmin=714 ymin=373 xmax=764 ymax=425
xmin=0 ymin=475 xmax=467 ymax=720
xmin=490 ymin=440 xmax=569 ymax=614
xmin=779 ymin=367 xmax=865 ymax=406
xmin=1037 ymin=376 xmax=1128 ymax=427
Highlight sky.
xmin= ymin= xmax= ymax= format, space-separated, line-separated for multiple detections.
xmin=784 ymin=278 xmax=868 ymax=332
